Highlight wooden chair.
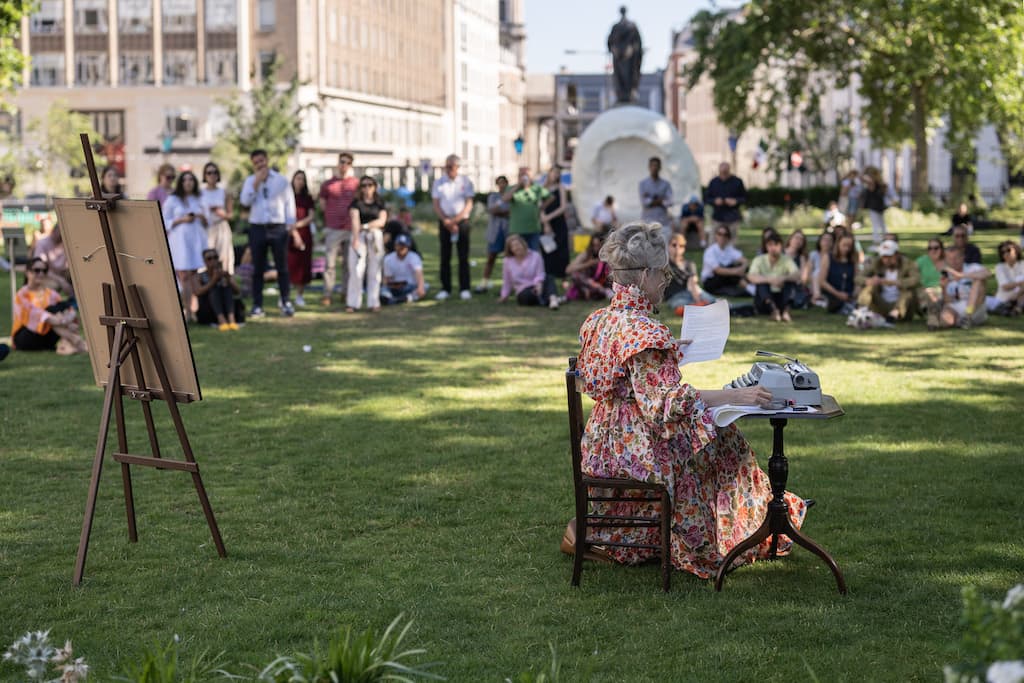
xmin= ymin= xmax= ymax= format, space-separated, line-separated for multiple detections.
xmin=566 ymin=356 xmax=672 ymax=592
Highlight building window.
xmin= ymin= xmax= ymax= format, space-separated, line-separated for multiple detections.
xmin=119 ymin=51 xmax=154 ymax=84
xmin=164 ymin=109 xmax=197 ymax=138
xmin=30 ymin=53 xmax=65 ymax=86
xmin=206 ymin=49 xmax=237 ymax=85
xmin=257 ymin=0 xmax=275 ymax=31
xmin=461 ymin=102 xmax=468 ymax=131
xmin=75 ymin=53 xmax=108 ymax=85
xmin=74 ymin=0 xmax=108 ymax=33
xmin=205 ymin=0 xmax=236 ymax=30
xmin=162 ymin=0 xmax=196 ymax=32
xmin=118 ymin=0 xmax=151 ymax=33
xmin=461 ymin=63 xmax=467 ymax=92
xmin=460 ymin=22 xmax=467 ymax=52
xmin=259 ymin=50 xmax=276 ymax=80
xmin=499 ymin=0 xmax=508 ymax=23
xmin=163 ymin=51 xmax=197 ymax=85
xmin=580 ymin=88 xmax=601 ymax=114
xmin=30 ymin=0 xmax=64 ymax=33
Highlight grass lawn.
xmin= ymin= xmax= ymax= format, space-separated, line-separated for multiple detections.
xmin=1 ymin=220 xmax=1022 ymax=681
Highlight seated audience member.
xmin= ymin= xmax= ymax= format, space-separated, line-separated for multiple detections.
xmin=31 ymin=222 xmax=72 ymax=295
xmin=591 ymin=195 xmax=618 ymax=232
xmin=565 ymin=232 xmax=612 ymax=301
xmin=938 ymin=246 xmax=990 ymax=329
xmin=678 ymin=195 xmax=705 ymax=246
xmin=747 ymin=232 xmax=800 ymax=322
xmin=475 ymin=175 xmax=510 ymax=292
xmin=12 ymin=257 xmax=87 ymax=354
xmin=784 ymin=229 xmax=812 ymax=308
xmin=992 ymin=241 xmax=1024 ymax=316
xmin=498 ymin=234 xmax=560 ymax=309
xmin=700 ymin=226 xmax=749 ymax=297
xmin=823 ymin=201 xmax=846 ymax=229
xmin=947 ymin=202 xmax=973 ymax=236
xmin=832 ymin=223 xmax=866 ymax=265
xmin=194 ymin=249 xmax=243 ymax=330
xmin=756 ymin=226 xmax=778 ymax=255
xmin=916 ymin=239 xmax=947 ymax=323
xmin=951 ymin=224 xmax=981 ymax=264
xmin=855 ymin=239 xmax=920 ymax=321
xmin=819 ymin=232 xmax=858 ymax=313
xmin=664 ymin=232 xmax=714 ymax=311
xmin=381 ymin=234 xmax=426 ymax=304
xmin=808 ymin=232 xmax=834 ymax=306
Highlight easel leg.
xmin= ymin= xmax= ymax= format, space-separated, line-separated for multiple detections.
xmin=115 ymin=395 xmax=137 ymax=543
xmin=74 ymin=323 xmax=126 ymax=586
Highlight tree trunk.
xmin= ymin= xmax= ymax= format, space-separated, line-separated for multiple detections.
xmin=911 ymin=84 xmax=929 ymax=201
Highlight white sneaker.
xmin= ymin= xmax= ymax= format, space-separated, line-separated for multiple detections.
xmin=548 ymin=295 xmax=560 ymax=310
xmin=294 ymin=294 xmax=305 ymax=307
xmin=435 ymin=290 xmax=450 ymax=301
xmin=459 ymin=290 xmax=472 ymax=301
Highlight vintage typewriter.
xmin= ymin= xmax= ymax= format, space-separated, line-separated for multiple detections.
xmin=724 ymin=351 xmax=822 ymax=408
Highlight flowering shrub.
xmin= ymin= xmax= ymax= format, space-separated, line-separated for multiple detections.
xmin=944 ymin=584 xmax=1024 ymax=683
xmin=3 ymin=630 xmax=89 ymax=682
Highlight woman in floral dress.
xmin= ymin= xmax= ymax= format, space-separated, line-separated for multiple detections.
xmin=569 ymin=222 xmax=810 ymax=580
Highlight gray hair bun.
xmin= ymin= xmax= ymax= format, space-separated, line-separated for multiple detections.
xmin=599 ymin=222 xmax=668 ymax=277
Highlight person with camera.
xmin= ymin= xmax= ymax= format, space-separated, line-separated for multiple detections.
xmin=162 ymin=170 xmax=208 ymax=323
xmin=193 ymin=249 xmax=242 ymax=330
xmin=11 ymin=257 xmax=87 ymax=354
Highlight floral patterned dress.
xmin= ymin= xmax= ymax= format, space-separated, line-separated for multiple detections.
xmin=577 ymin=283 xmax=809 ymax=579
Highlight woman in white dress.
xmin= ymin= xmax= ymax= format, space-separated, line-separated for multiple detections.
xmin=200 ymin=162 xmax=234 ymax=275
xmin=162 ymin=170 xmax=208 ymax=322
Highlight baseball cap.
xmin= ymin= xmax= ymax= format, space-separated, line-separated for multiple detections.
xmin=878 ymin=239 xmax=899 ymax=257
xmin=394 ymin=234 xmax=412 ymax=248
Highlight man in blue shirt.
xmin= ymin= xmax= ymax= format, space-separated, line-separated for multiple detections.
xmin=240 ymin=148 xmax=297 ymax=317
xmin=705 ymin=162 xmax=746 ymax=243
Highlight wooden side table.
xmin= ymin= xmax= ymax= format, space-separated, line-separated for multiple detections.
xmin=714 ymin=395 xmax=848 ymax=594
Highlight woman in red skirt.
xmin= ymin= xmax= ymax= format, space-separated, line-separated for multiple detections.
xmin=288 ymin=170 xmax=316 ymax=306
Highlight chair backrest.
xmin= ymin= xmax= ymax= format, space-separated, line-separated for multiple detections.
xmin=566 ymin=356 xmax=584 ymax=492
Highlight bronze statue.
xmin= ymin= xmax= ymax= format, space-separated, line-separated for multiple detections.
xmin=607 ymin=6 xmax=643 ymax=104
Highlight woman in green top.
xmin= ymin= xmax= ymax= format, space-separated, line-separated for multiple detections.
xmin=916 ymin=238 xmax=946 ymax=317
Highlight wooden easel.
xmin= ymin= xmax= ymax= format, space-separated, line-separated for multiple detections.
xmin=73 ymin=134 xmax=226 ymax=586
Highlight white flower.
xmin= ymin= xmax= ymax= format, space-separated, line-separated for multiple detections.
xmin=987 ymin=661 xmax=1024 ymax=683
xmin=1002 ymin=584 xmax=1024 ymax=611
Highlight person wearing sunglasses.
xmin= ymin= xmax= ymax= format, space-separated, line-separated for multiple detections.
xmin=993 ymin=240 xmax=1024 ymax=316
xmin=564 ymin=222 xmax=811 ymax=579
xmin=11 ymin=257 xmax=87 ymax=354
xmin=200 ymin=162 xmax=234 ymax=276
xmin=146 ymin=163 xmax=176 ymax=204
xmin=345 ymin=176 xmax=388 ymax=312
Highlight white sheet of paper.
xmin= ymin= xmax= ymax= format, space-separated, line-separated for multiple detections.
xmin=679 ymin=299 xmax=730 ymax=365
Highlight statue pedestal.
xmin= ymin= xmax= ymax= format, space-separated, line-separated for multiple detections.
xmin=571 ymin=106 xmax=700 ymax=229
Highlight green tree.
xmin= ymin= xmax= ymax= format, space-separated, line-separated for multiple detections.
xmin=0 ymin=0 xmax=35 ymax=94
xmin=686 ymin=1 xmax=1024 ymax=195
xmin=24 ymin=101 xmax=106 ymax=198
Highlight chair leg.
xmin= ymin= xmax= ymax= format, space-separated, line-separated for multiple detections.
xmin=571 ymin=517 xmax=585 ymax=587
xmin=660 ymin=489 xmax=671 ymax=592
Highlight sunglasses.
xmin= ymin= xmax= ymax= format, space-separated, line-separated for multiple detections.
xmin=360 ymin=182 xmax=375 ymax=188
xmin=716 ymin=232 xmax=730 ymax=237
xmin=205 ymin=169 xmax=219 ymax=176
xmin=31 ymin=267 xmax=49 ymax=274
xmin=927 ymin=245 xmax=941 ymax=250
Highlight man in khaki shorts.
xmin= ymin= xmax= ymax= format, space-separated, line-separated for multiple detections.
xmin=317 ymin=152 xmax=359 ymax=306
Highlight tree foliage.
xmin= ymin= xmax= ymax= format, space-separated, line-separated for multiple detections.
xmin=686 ymin=0 xmax=1024 ymax=193
xmin=0 ymin=0 xmax=34 ymax=94
xmin=23 ymin=101 xmax=106 ymax=198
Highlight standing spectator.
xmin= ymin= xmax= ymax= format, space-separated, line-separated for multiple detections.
xmin=938 ymin=246 xmax=990 ymax=329
xmin=951 ymin=224 xmax=982 ymax=264
xmin=678 ymin=195 xmax=705 ymax=247
xmin=664 ymin=233 xmax=713 ymax=311
xmin=162 ymin=170 xmax=208 ymax=322
xmin=146 ymin=163 xmax=176 ymax=204
xmin=705 ymin=161 xmax=746 ymax=242
xmin=784 ymin=229 xmax=812 ymax=308
xmin=541 ymin=165 xmax=571 ymax=278
xmin=948 ymin=202 xmax=973 ymax=235
xmin=808 ymin=232 xmax=834 ymax=306
xmin=839 ymin=169 xmax=860 ymax=220
xmin=993 ymin=241 xmax=1024 ymax=315
xmin=11 ymin=257 xmax=87 ymax=353
xmin=748 ymin=232 xmax=800 ymax=322
xmin=498 ymin=234 xmax=560 ymax=309
xmin=819 ymin=232 xmax=858 ymax=314
xmin=504 ymin=167 xmax=550 ymax=254
xmin=638 ymin=156 xmax=673 ymax=243
xmin=431 ymin=154 xmax=475 ymax=301
xmin=917 ymin=238 xmax=947 ymax=323
xmin=591 ymin=195 xmax=618 ymax=232
xmin=860 ymin=167 xmax=889 ymax=244
xmin=700 ymin=224 xmax=749 ymax=297
xmin=239 ymin=149 xmax=297 ymax=318
xmin=193 ymin=249 xmax=241 ymax=330
xmin=565 ymin=232 xmax=612 ymax=301
xmin=287 ymin=170 xmax=315 ymax=307
xmin=346 ymin=175 xmax=387 ymax=312
xmin=200 ymin=162 xmax=234 ymax=275
xmin=318 ymin=152 xmax=358 ymax=307
xmin=100 ymin=165 xmax=122 ymax=195
xmin=855 ymin=239 xmax=920 ymax=321
xmin=381 ymin=234 xmax=426 ymax=305
xmin=476 ymin=175 xmax=510 ymax=293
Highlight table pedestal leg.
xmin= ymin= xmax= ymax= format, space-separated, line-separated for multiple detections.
xmin=715 ymin=418 xmax=847 ymax=594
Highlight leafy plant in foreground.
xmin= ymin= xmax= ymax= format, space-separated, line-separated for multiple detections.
xmin=944 ymin=584 xmax=1024 ymax=683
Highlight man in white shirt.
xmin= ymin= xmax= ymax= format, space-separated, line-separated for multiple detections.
xmin=700 ymin=225 xmax=749 ymax=297
xmin=939 ymin=245 xmax=990 ymax=329
xmin=431 ymin=154 xmax=475 ymax=300
xmin=381 ymin=234 xmax=426 ymax=305
xmin=239 ymin=148 xmax=297 ymax=317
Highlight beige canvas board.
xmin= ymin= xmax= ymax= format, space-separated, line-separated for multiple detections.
xmin=54 ymin=198 xmax=201 ymax=401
